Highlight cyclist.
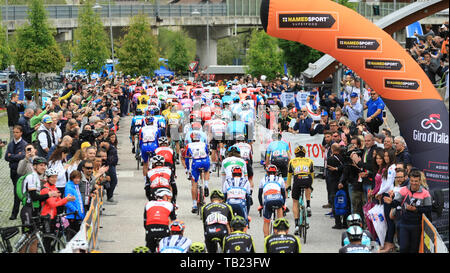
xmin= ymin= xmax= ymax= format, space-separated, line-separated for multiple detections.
xmin=341 ymin=214 xmax=374 ymax=248
xmin=220 ymin=146 xmax=248 ymax=185
xmin=226 ymin=114 xmax=247 ymax=146
xmin=165 ymin=105 xmax=182 ymax=163
xmin=130 ymin=108 xmax=146 ymax=154
xmin=132 ymin=246 xmax=150 ymax=253
xmin=20 ymin=157 xmax=60 ymax=230
xmin=188 ymin=242 xmax=207 ymax=253
xmin=200 ymin=190 xmax=233 ymax=253
xmin=222 ymin=166 xmax=252 ymax=226
xmin=264 ymin=218 xmax=301 ymax=253
xmin=150 ymin=106 xmax=167 ymax=138
xmin=207 ymin=113 xmax=227 ymax=172
xmin=258 ymin=164 xmax=286 ymax=238
xmin=184 ymin=132 xmax=211 ymax=213
xmin=139 ymin=117 xmax=161 ymax=177
xmin=145 ymin=155 xmax=172 ymax=202
xmin=232 ymin=134 xmax=254 ymax=188
xmin=222 ymin=215 xmax=255 ymax=253
xmin=287 ymin=145 xmax=314 ymax=235
xmin=144 ymin=188 xmax=176 ymax=253
xmin=339 ymin=226 xmax=371 ymax=253
xmin=265 ymin=132 xmax=291 ymax=181
xmin=155 ymin=137 xmax=177 ymax=202
xmin=157 ymin=220 xmax=192 ymax=253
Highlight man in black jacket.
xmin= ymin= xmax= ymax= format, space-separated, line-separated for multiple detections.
xmin=326 ymin=143 xmax=345 ymax=229
xmin=4 ymin=125 xmax=28 ymax=220
xmin=7 ymin=93 xmax=25 ymax=142
xmin=341 ymin=148 xmax=364 ymax=223
xmin=100 ymin=141 xmax=118 ymax=203
xmin=17 ymin=108 xmax=35 ymax=144
xmin=361 ymin=134 xmax=377 ymax=203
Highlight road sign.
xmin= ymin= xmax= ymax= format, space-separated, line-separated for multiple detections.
xmin=188 ymin=61 xmax=198 ymax=72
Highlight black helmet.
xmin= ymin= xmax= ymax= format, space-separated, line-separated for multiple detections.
xmin=135 ymin=108 xmax=143 ymax=116
xmin=346 ymin=226 xmax=363 ymax=241
xmin=210 ymin=190 xmax=225 ymax=201
xmin=230 ymin=215 xmax=247 ymax=229
xmin=33 ymin=157 xmax=48 ymax=165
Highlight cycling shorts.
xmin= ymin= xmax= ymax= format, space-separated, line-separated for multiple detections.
xmin=141 ymin=142 xmax=158 ymax=163
xmin=291 ymin=176 xmax=313 ymax=200
xmin=263 ymin=198 xmax=284 ymax=221
xmin=271 ymin=157 xmax=289 ymax=178
xmin=145 ymin=224 xmax=170 ymax=252
xmin=210 ymin=137 xmax=224 ymax=151
xmin=204 ymin=224 xmax=228 ymax=253
xmin=191 ymin=159 xmax=210 ymax=183
xmin=245 ymin=160 xmax=253 ymax=178
xmin=227 ymin=199 xmax=248 ymax=224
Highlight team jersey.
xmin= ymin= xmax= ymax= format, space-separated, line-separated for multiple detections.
xmin=158 ymin=235 xmax=192 ymax=253
xmin=264 ymin=234 xmax=301 ymax=253
xmin=223 ymin=231 xmax=255 ymax=253
xmin=221 ymin=157 xmax=248 ymax=179
xmin=201 ymin=202 xmax=234 ymax=228
xmin=201 ymin=106 xmax=213 ymax=121
xmin=166 ymin=112 xmax=181 ymax=128
xmin=222 ymin=109 xmax=233 ymax=121
xmin=131 ymin=115 xmax=146 ymax=135
xmin=226 ymin=120 xmax=246 ymax=136
xmin=144 ymin=200 xmax=176 ymax=226
xmin=287 ymin=157 xmax=314 ymax=187
xmin=339 ymin=243 xmax=371 ymax=253
xmin=140 ymin=125 xmax=160 ymax=144
xmin=184 ymin=130 xmax=208 ymax=145
xmin=153 ymin=115 xmax=167 ymax=133
xmin=155 ymin=146 xmax=175 ymax=165
xmin=266 ymin=140 xmax=290 ymax=159
xmin=146 ymin=166 xmax=172 ymax=189
xmin=22 ymin=172 xmax=45 ymax=206
xmin=138 ymin=95 xmax=150 ymax=105
xmin=239 ymin=109 xmax=255 ymax=124
xmin=232 ymin=142 xmax=253 ymax=162
xmin=223 ymin=177 xmax=251 ymax=201
xmin=209 ymin=119 xmax=227 ymax=140
xmin=259 ymin=175 xmax=285 ymax=203
xmin=185 ymin=141 xmax=209 ymax=160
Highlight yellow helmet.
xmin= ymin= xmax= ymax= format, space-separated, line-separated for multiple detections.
xmin=295 ymin=145 xmax=306 ymax=156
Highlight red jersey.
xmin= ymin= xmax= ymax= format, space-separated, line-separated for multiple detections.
xmin=155 ymin=147 xmax=174 ymax=165
xmin=144 ymin=200 xmax=174 ymax=226
xmin=147 ymin=166 xmax=172 ymax=189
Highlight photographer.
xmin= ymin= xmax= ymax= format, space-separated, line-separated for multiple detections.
xmin=341 ymin=146 xmax=365 ymax=220
xmin=327 ymin=143 xmax=345 ymax=229
xmin=99 ymin=141 xmax=118 ymax=203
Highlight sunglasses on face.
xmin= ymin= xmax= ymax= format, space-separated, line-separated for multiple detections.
xmin=84 ymin=166 xmax=93 ymax=170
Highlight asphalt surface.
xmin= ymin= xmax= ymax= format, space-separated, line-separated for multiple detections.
xmin=96 ymin=115 xmax=346 ymax=253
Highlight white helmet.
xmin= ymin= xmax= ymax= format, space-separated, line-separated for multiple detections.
xmin=45 ymin=168 xmax=58 ymax=177
xmin=155 ymin=188 xmax=173 ymax=199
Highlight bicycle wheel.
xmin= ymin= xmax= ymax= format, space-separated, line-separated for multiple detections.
xmin=301 ymin=208 xmax=307 ymax=244
xmin=26 ymin=234 xmax=65 ymax=253
xmin=61 ymin=228 xmax=77 ymax=244
xmin=197 ymin=185 xmax=204 ymax=217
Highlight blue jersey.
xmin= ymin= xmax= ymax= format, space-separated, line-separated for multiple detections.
xmin=222 ymin=95 xmax=234 ymax=105
xmin=266 ymin=140 xmax=290 ymax=159
xmin=227 ymin=121 xmax=246 ymax=136
xmin=158 ymin=235 xmax=192 ymax=253
xmin=153 ymin=115 xmax=167 ymax=136
xmin=131 ymin=115 xmax=146 ymax=135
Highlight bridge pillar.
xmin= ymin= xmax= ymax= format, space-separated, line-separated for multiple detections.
xmin=186 ymin=26 xmax=232 ymax=69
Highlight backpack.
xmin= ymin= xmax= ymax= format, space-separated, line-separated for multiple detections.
xmin=334 ymin=189 xmax=348 ymax=216
xmin=16 ymin=174 xmax=41 ymax=209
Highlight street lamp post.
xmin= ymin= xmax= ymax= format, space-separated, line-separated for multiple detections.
xmin=93 ymin=2 xmax=114 ymax=74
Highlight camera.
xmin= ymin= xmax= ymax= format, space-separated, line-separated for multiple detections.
xmin=341 ymin=146 xmax=363 ymax=164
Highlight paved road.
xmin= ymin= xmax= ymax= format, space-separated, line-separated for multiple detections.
xmin=96 ymin=115 xmax=347 ymax=253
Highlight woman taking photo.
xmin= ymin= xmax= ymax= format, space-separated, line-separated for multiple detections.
xmin=48 ymin=145 xmax=70 ymax=198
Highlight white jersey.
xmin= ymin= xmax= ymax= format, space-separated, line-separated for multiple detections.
xmin=23 ymin=172 xmax=45 ymax=205
xmin=223 ymin=177 xmax=251 ymax=200
xmin=220 ymin=156 xmax=248 ymax=180
xmin=259 ymin=175 xmax=285 ymax=203
xmin=232 ymin=142 xmax=252 ymax=161
xmin=146 ymin=166 xmax=172 ymax=189
xmin=158 ymin=235 xmax=192 ymax=253
xmin=141 ymin=125 xmax=159 ymax=143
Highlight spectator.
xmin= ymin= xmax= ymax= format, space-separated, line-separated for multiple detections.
xmin=383 ymin=136 xmax=394 ymax=152
xmin=7 ymin=93 xmax=25 ymax=141
xmin=322 ymin=130 xmax=334 ymax=208
xmin=310 ymin=110 xmax=329 ymax=136
xmin=79 ymin=160 xmax=97 ymax=212
xmin=47 ymin=135 xmax=73 ymax=161
xmin=291 ymin=107 xmax=313 ymax=134
xmin=99 ymin=142 xmax=118 ymax=203
xmin=17 ymin=144 xmax=36 ymax=177
xmin=342 ymin=92 xmax=363 ymax=124
xmin=36 ymin=115 xmax=56 ymax=158
xmin=361 ymin=134 xmax=377 ymax=203
xmin=24 ymin=92 xmax=37 ymax=112
xmin=342 ymin=147 xmax=365 ymax=221
xmin=390 ymin=169 xmax=432 ymax=253
xmin=4 ymin=125 xmax=28 ymax=220
xmin=364 ymin=90 xmax=385 ymax=134
xmin=18 ymin=108 xmax=35 ymax=144
xmin=65 ymin=170 xmax=86 ymax=234
xmin=394 ymin=136 xmax=412 ymax=167
xmin=278 ymin=107 xmax=292 ymax=133
xmin=48 ymin=145 xmax=70 ymax=199
xmin=327 ymin=143 xmax=346 ymax=229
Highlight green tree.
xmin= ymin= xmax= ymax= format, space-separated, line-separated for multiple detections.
xmin=0 ymin=19 xmax=10 ymax=70
xmin=245 ymin=29 xmax=283 ymax=81
xmin=158 ymin=28 xmax=196 ymax=62
xmin=71 ymin=0 xmax=109 ymax=79
xmin=168 ymin=32 xmax=190 ymax=75
xmin=278 ymin=39 xmax=323 ymax=77
xmin=116 ymin=13 xmax=160 ymax=77
xmin=13 ymin=0 xmax=65 ymax=105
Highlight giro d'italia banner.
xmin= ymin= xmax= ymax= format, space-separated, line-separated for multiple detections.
xmin=260 ymin=0 xmax=449 ymax=189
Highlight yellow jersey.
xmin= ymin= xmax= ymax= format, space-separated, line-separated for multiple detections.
xmin=287 ymin=157 xmax=314 ymax=188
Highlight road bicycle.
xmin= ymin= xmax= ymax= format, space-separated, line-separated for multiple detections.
xmin=54 ymin=211 xmax=78 ymax=245
xmin=211 ymin=237 xmax=223 ymax=253
xmin=296 ymin=187 xmax=309 ymax=244
xmin=259 ymin=205 xmax=285 ymax=236
xmin=196 ymin=168 xmax=206 ymax=218
xmin=0 ymin=215 xmax=65 ymax=253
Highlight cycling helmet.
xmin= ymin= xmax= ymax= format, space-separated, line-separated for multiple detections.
xmin=146 ymin=116 xmax=154 ymax=125
xmin=151 ymin=155 xmax=165 ymax=167
xmin=132 ymin=246 xmax=150 ymax=253
xmin=227 ymin=146 xmax=240 ymax=154
xmin=149 ymin=107 xmax=160 ymax=115
xmin=155 ymin=188 xmax=173 ymax=199
xmin=45 ymin=168 xmax=58 ymax=177
xmin=158 ymin=137 xmax=169 ymax=146
xmin=241 ymin=87 xmax=247 ymax=92
xmin=233 ymin=97 xmax=240 ymax=103
xmin=188 ymin=242 xmax=206 ymax=253
xmin=346 ymin=214 xmax=363 ymax=227
xmin=135 ymin=108 xmax=143 ymax=116
xmin=210 ymin=189 xmax=225 ymax=201
xmin=33 ymin=157 xmax=48 ymax=165
xmin=231 ymin=166 xmax=243 ymax=177
xmin=71 ymin=239 xmax=88 ymax=251
xmin=169 ymin=220 xmax=186 ymax=233
xmin=224 ymin=90 xmax=231 ymax=96
xmin=295 ymin=145 xmax=306 ymax=157
xmin=346 ymin=226 xmax=364 ymax=242
xmin=230 ymin=215 xmax=247 ymax=230
xmin=266 ymin=164 xmax=278 ymax=175
xmin=235 ymin=134 xmax=246 ymax=141
xmin=273 ymin=218 xmax=290 ymax=230
xmin=242 ymin=102 xmax=250 ymax=110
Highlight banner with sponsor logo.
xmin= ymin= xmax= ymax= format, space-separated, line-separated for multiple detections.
xmin=260 ymin=0 xmax=449 ymax=190
xmin=281 ymin=132 xmax=325 ymax=167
